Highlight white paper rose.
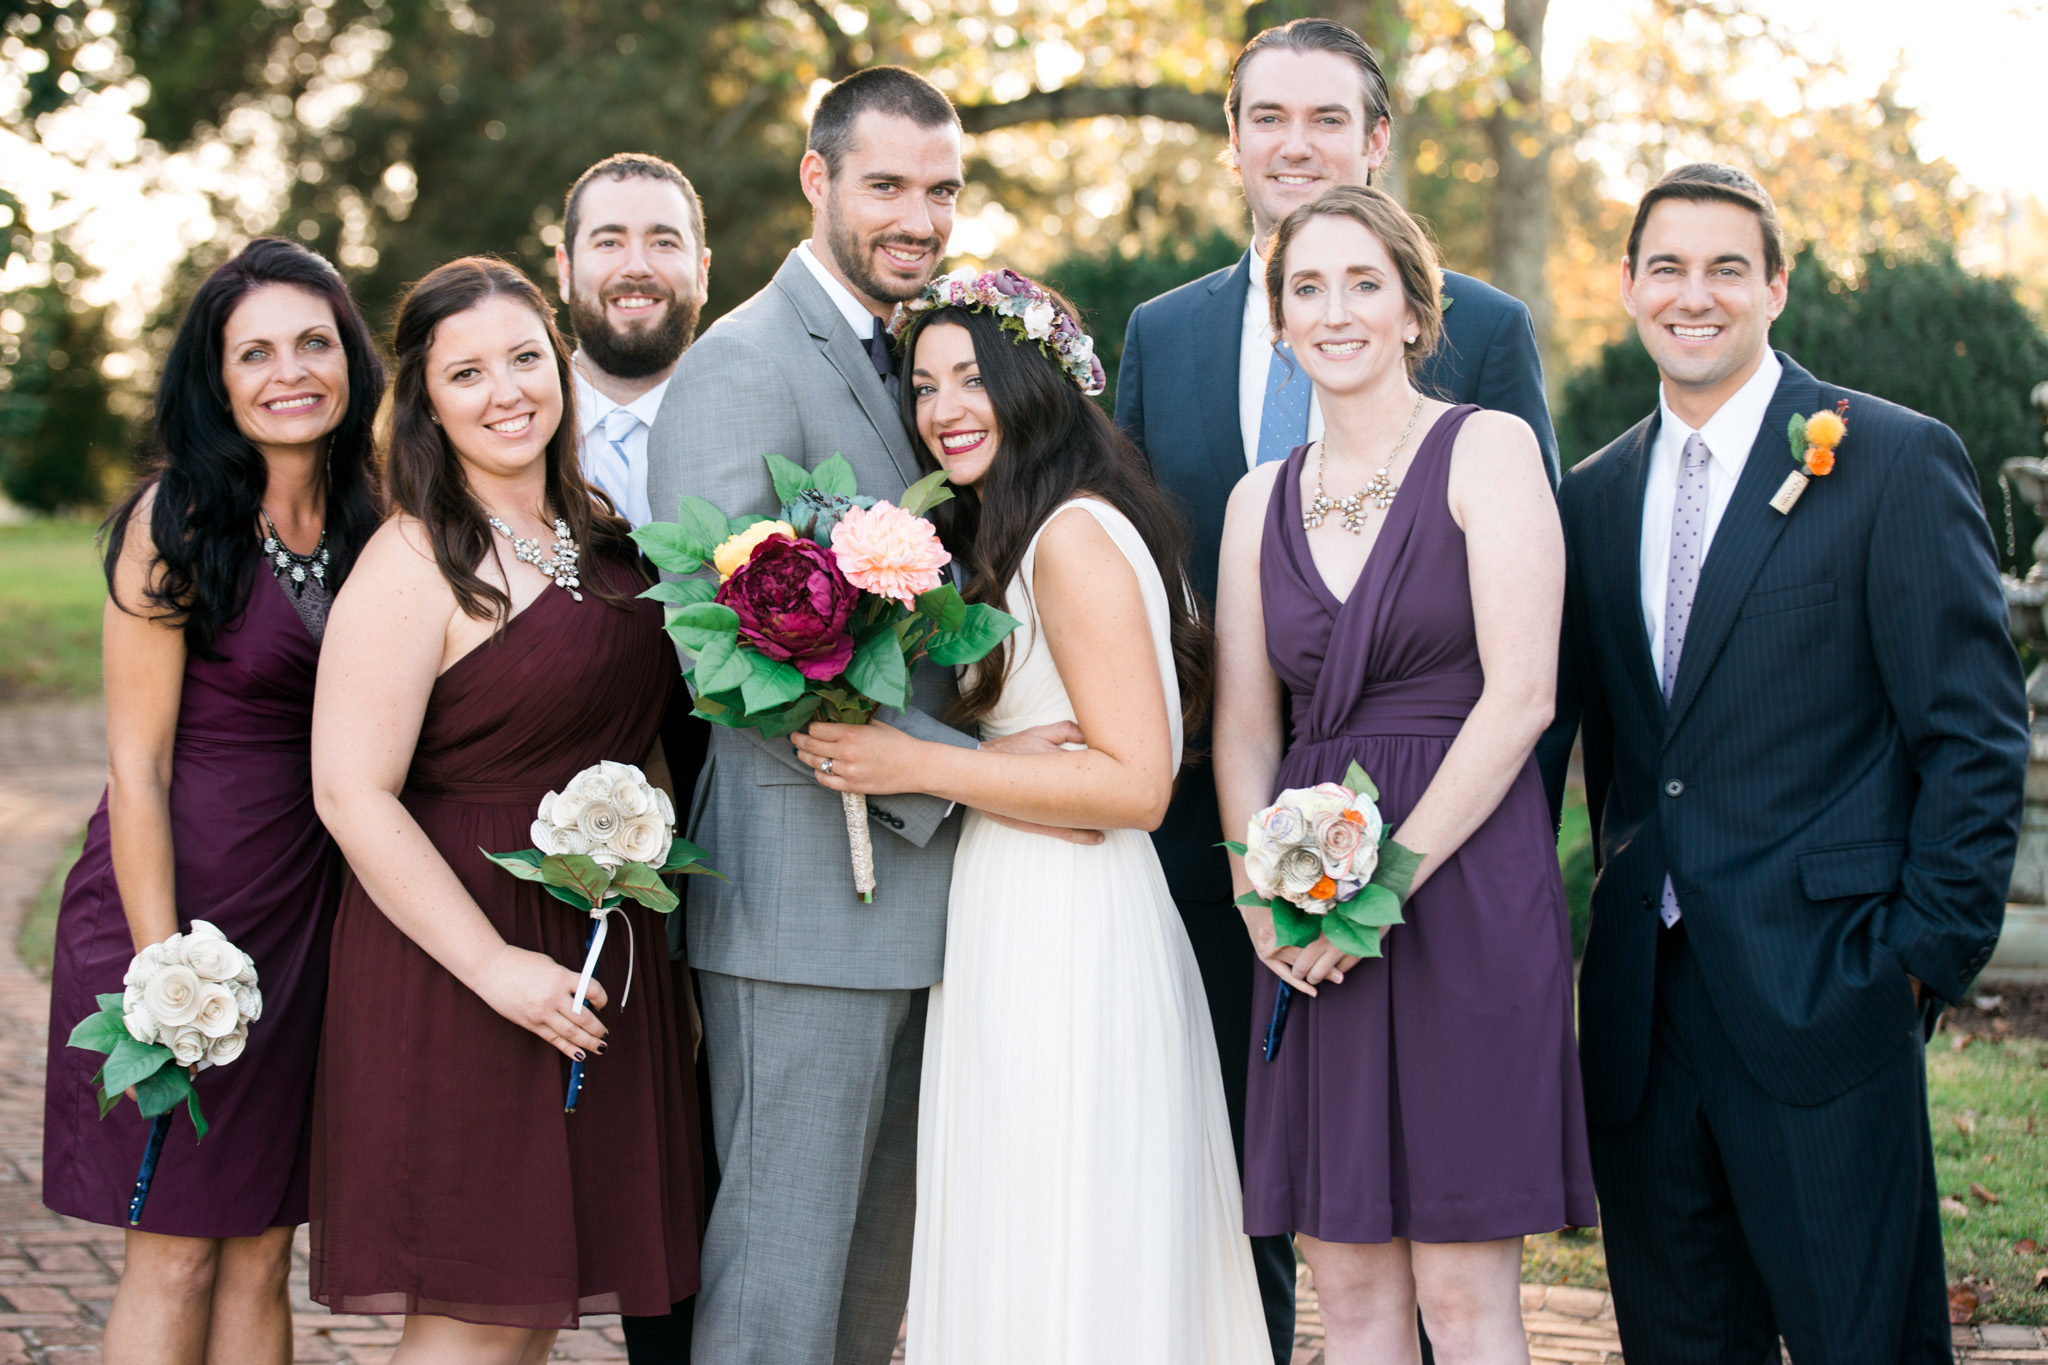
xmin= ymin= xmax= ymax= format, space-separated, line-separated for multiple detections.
xmin=168 ymin=1026 xmax=208 ymax=1066
xmin=577 ymin=800 xmax=623 ymax=847
xmin=123 ymin=1000 xmax=160 ymax=1044
xmin=157 ymin=932 xmax=188 ymax=967
xmin=550 ymin=788 xmax=589 ymax=828
xmin=207 ymin=1026 xmax=248 ymax=1065
xmin=612 ymin=776 xmax=652 ymax=818
xmin=652 ymin=786 xmax=676 ymax=826
xmin=143 ymin=964 xmax=204 ymax=1028
xmin=186 ymin=919 xmax=226 ymax=941
xmin=1260 ymin=805 xmax=1306 ymax=846
xmin=123 ymin=943 xmax=165 ymax=989
xmin=538 ymin=790 xmax=559 ymax=824
xmin=530 ymin=818 xmax=559 ymax=855
xmin=182 ymin=935 xmax=246 ymax=983
xmin=192 ymin=981 xmax=240 ymax=1038
xmin=568 ymin=767 xmax=614 ymax=803
xmin=618 ymin=813 xmax=670 ymax=867
xmin=1276 ymin=846 xmax=1326 ymax=900
xmin=233 ymin=983 xmax=263 ymax=1022
xmin=234 ymin=959 xmax=258 ymax=988
xmin=1244 ymin=842 xmax=1281 ymax=899
xmin=550 ymin=824 xmax=595 ymax=857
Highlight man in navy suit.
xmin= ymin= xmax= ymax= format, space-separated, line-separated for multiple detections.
xmin=1113 ymin=18 xmax=1557 ymax=1361
xmin=1541 ymin=162 xmax=2026 ymax=1364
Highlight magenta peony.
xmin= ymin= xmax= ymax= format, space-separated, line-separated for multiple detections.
xmin=715 ymin=534 xmax=859 ymax=680
xmin=831 ymin=501 xmax=951 ymax=607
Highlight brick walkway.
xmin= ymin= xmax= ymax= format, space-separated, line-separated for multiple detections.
xmin=0 ymin=700 xmax=2041 ymax=1363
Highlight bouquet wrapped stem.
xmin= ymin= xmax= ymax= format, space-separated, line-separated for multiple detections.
xmin=841 ymin=792 xmax=876 ymax=901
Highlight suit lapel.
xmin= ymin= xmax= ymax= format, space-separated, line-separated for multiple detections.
xmin=771 ymin=256 xmax=924 ymax=490
xmin=1662 ymin=355 xmax=1820 ymax=739
xmin=1197 ymin=253 xmax=1252 ymax=492
xmin=1601 ymin=416 xmax=1664 ymax=720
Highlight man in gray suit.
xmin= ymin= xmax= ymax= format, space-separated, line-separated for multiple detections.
xmin=646 ymin=66 xmax=1083 ymax=1364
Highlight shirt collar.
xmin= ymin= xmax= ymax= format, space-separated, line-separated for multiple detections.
xmin=574 ymin=367 xmax=670 ymax=437
xmin=796 ymin=240 xmax=886 ymax=341
xmin=1656 ymin=348 xmax=1783 ymax=476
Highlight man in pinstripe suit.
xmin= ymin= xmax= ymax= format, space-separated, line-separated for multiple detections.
xmin=1542 ymin=163 xmax=2027 ymax=1364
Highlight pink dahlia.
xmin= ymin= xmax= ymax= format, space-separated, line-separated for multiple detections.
xmin=830 ymin=501 xmax=951 ymax=606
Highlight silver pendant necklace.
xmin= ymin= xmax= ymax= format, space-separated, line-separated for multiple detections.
xmin=1304 ymin=393 xmax=1426 ymax=534
xmin=260 ymin=509 xmax=328 ymax=598
xmin=487 ymin=513 xmax=583 ymax=601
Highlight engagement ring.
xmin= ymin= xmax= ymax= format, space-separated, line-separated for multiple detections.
xmin=821 ymin=758 xmax=835 ymax=777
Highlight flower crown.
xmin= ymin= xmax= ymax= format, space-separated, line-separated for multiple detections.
xmin=888 ymin=267 xmax=1107 ymax=396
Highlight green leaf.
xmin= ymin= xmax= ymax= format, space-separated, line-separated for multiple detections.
xmin=669 ymin=602 xmax=740 ymax=654
xmin=133 ymin=1065 xmax=193 ymax=1121
xmin=1787 ymin=412 xmax=1808 ymax=457
xmin=1268 ymin=899 xmax=1322 ymax=950
xmin=673 ymin=496 xmax=737 ymax=563
xmin=186 ymin=1089 xmax=209 ymax=1141
xmin=1219 ymin=840 xmax=1249 ymax=857
xmin=1369 ymin=838 xmax=1424 ymax=905
xmin=609 ymin=861 xmax=680 ymax=913
xmin=764 ymin=453 xmax=814 ymax=505
xmin=926 ymin=603 xmax=1021 ymax=666
xmin=481 ymin=849 xmax=549 ymax=882
xmin=739 ymin=653 xmax=807 ymax=713
xmin=96 ymin=1080 xmax=120 ymax=1119
xmin=1343 ymin=883 xmax=1406 ymax=928
xmin=913 ymin=584 xmax=968 ymax=631
xmin=1342 ymin=761 xmax=1379 ymax=803
xmin=68 ymin=1005 xmax=131 ymax=1055
xmin=95 ymin=992 xmax=124 ymax=1012
xmin=659 ymin=837 xmax=713 ymax=874
xmin=1234 ymin=891 xmax=1271 ymax=910
xmin=695 ymin=633 xmax=751 ymax=695
xmin=102 ymin=1037 xmax=174 ymax=1096
xmin=729 ymin=513 xmax=768 ymax=533
xmin=897 ymin=468 xmax=955 ymax=517
xmin=755 ymin=691 xmax=824 ymax=738
xmin=641 ymin=578 xmax=715 ymax=607
xmin=812 ymin=454 xmax=857 ymax=498
xmin=630 ymin=522 xmax=705 ymax=576
xmin=847 ymin=629 xmax=909 ymax=709
xmin=540 ymin=854 xmax=613 ymax=906
xmin=1321 ymin=913 xmax=1383 ymax=959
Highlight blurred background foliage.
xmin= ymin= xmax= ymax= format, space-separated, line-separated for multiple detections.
xmin=1 ymin=0 xmax=2045 ymax=524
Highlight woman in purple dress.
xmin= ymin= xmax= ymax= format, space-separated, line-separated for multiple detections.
xmin=42 ymin=238 xmax=384 ymax=1364
xmin=1213 ymin=185 xmax=1596 ymax=1364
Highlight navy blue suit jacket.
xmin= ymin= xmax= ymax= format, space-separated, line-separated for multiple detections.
xmin=1116 ymin=249 xmax=1557 ymax=904
xmin=1540 ymin=352 xmax=2026 ymax=1125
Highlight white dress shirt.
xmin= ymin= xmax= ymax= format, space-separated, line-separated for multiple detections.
xmin=574 ymin=369 xmax=670 ymax=529
xmin=1239 ymin=242 xmax=1325 ymax=471
xmin=797 ymin=240 xmax=885 ymax=341
xmin=1638 ymin=349 xmax=1783 ymax=680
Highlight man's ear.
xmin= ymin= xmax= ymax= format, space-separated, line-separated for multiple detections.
xmin=1619 ymin=256 xmax=1638 ymax=318
xmin=800 ymin=149 xmax=830 ymax=211
xmin=555 ymin=243 xmax=573 ymax=302
xmin=1365 ymin=114 xmax=1391 ymax=172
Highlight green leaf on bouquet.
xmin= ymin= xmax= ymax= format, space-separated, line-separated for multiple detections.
xmin=897 ymin=468 xmax=955 ymax=518
xmin=1219 ymin=840 xmax=1249 ymax=857
xmin=1266 ymin=898 xmax=1322 ymax=950
xmin=1369 ymin=837 xmax=1424 ymax=904
xmin=847 ymin=629 xmax=909 ymax=709
xmin=813 ymin=454 xmax=858 ymax=498
xmin=1341 ymin=761 xmax=1379 ymax=803
xmin=642 ymin=578 xmax=715 ymax=607
xmin=540 ymin=854 xmax=613 ymax=906
xmin=1344 ymin=883 xmax=1406 ymax=929
xmin=609 ymin=861 xmax=681 ymax=913
xmin=101 ymin=1037 xmax=174 ymax=1096
xmin=740 ymin=653 xmax=807 ymax=713
xmin=913 ymin=584 xmax=968 ymax=631
xmin=925 ymin=603 xmax=1020 ymax=666
xmin=754 ymin=691 xmax=823 ymax=738
xmin=96 ymin=992 xmax=124 ymax=1012
xmin=659 ymin=837 xmax=725 ymax=878
xmin=729 ymin=513 xmax=769 ymax=533
xmin=137 ymin=1067 xmax=208 ymax=1141
xmin=1787 ymin=411 xmax=1808 ymax=457
xmin=483 ymin=848 xmax=595 ymax=910
xmin=68 ymin=1005 xmax=131 ymax=1056
xmin=764 ymin=453 xmax=815 ymax=505
xmin=94 ymin=1068 xmax=120 ymax=1119
xmin=694 ymin=634 xmax=752 ymax=695
xmin=1321 ymin=912 xmax=1384 ymax=960
xmin=668 ymin=602 xmax=741 ymax=654
xmin=631 ymin=522 xmax=706 ymax=576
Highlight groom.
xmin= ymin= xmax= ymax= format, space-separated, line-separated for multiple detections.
xmin=646 ymin=66 xmax=1083 ymax=1365
xmin=1542 ymin=162 xmax=2025 ymax=1363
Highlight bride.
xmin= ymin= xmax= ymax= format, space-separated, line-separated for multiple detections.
xmin=790 ymin=269 xmax=1268 ymax=1363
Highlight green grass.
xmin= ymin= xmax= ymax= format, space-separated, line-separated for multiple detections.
xmin=0 ymin=520 xmax=105 ymax=701
xmin=1558 ymin=786 xmax=1593 ymax=959
xmin=18 ymin=826 xmax=83 ymax=982
xmin=1931 ymin=1035 xmax=2048 ymax=1324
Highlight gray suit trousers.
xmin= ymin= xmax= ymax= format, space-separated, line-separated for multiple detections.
xmin=691 ymin=971 xmax=927 ymax=1365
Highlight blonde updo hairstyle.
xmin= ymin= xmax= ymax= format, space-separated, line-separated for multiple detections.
xmin=1266 ymin=183 xmax=1444 ymax=377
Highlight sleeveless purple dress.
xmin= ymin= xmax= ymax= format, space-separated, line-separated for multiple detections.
xmin=43 ymin=557 xmax=341 ymax=1236
xmin=1242 ymin=405 xmax=1597 ymax=1244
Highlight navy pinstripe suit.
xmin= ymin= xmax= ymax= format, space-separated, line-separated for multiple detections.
xmin=1541 ymin=351 xmax=2027 ymax=1364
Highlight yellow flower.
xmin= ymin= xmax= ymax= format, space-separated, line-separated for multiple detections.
xmin=712 ymin=520 xmax=796 ymax=581
xmin=1804 ymin=409 xmax=1846 ymax=449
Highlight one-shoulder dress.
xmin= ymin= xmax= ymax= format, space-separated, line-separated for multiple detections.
xmin=43 ymin=556 xmax=342 ymax=1236
xmin=311 ymin=553 xmax=701 ymax=1328
xmin=1243 ymin=405 xmax=1597 ymax=1244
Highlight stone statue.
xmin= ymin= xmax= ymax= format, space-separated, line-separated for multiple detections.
xmin=1996 ymin=380 xmax=2048 ymax=912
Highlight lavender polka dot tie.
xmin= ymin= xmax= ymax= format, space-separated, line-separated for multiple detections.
xmin=1659 ymin=431 xmax=1711 ymax=928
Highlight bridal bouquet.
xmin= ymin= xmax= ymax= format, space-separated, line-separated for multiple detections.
xmin=484 ymin=760 xmax=716 ymax=1111
xmin=632 ymin=454 xmax=1018 ymax=901
xmin=66 ymin=921 xmax=260 ymax=1223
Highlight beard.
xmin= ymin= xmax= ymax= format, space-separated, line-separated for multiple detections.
xmin=825 ymin=201 xmax=944 ymax=306
xmin=570 ymin=279 xmax=700 ymax=380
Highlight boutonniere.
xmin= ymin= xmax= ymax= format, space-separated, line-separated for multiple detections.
xmin=1769 ymin=399 xmax=1849 ymax=515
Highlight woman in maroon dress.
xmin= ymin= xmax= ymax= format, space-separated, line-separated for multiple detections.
xmin=310 ymin=257 xmax=698 ymax=1358
xmin=1213 ymin=186 xmax=1594 ymax=1363
xmin=42 ymin=238 xmax=384 ymax=1364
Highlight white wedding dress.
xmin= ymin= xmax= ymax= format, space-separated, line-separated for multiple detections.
xmin=906 ymin=498 xmax=1269 ymax=1364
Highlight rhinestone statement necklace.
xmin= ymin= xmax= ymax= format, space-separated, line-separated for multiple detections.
xmin=1304 ymin=393 xmax=1426 ymax=534
xmin=488 ymin=514 xmax=583 ymax=601
xmin=260 ymin=510 xmax=328 ymax=598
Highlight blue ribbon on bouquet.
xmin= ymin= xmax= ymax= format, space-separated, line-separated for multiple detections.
xmin=1263 ymin=983 xmax=1291 ymax=1061
xmin=127 ymin=1112 xmax=174 ymax=1224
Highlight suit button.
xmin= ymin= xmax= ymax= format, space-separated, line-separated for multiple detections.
xmin=1664 ymin=779 xmax=1685 ymax=797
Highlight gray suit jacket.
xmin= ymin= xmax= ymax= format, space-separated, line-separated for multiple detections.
xmin=646 ymin=250 xmax=974 ymax=990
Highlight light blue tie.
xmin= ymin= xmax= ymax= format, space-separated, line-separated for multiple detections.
xmin=597 ymin=407 xmax=639 ymax=517
xmin=1255 ymin=343 xmax=1311 ymax=465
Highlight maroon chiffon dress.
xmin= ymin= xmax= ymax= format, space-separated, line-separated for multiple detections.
xmin=1242 ymin=405 xmax=1598 ymax=1244
xmin=310 ymin=553 xmax=701 ymax=1328
xmin=43 ymin=557 xmax=342 ymax=1236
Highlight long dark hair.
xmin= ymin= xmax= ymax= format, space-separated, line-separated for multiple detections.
xmin=386 ymin=256 xmax=637 ymax=624
xmin=895 ymin=299 xmax=1213 ymax=731
xmin=102 ymin=237 xmax=385 ymax=658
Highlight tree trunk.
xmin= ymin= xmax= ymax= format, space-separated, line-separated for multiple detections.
xmin=1487 ymin=0 xmax=1552 ymax=357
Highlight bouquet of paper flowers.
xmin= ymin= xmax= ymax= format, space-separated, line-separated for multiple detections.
xmin=485 ymin=760 xmax=716 ymax=1110
xmin=1225 ymin=763 xmax=1422 ymax=1058
xmin=632 ymin=453 xmax=1019 ymax=901
xmin=66 ymin=921 xmax=260 ymax=1224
